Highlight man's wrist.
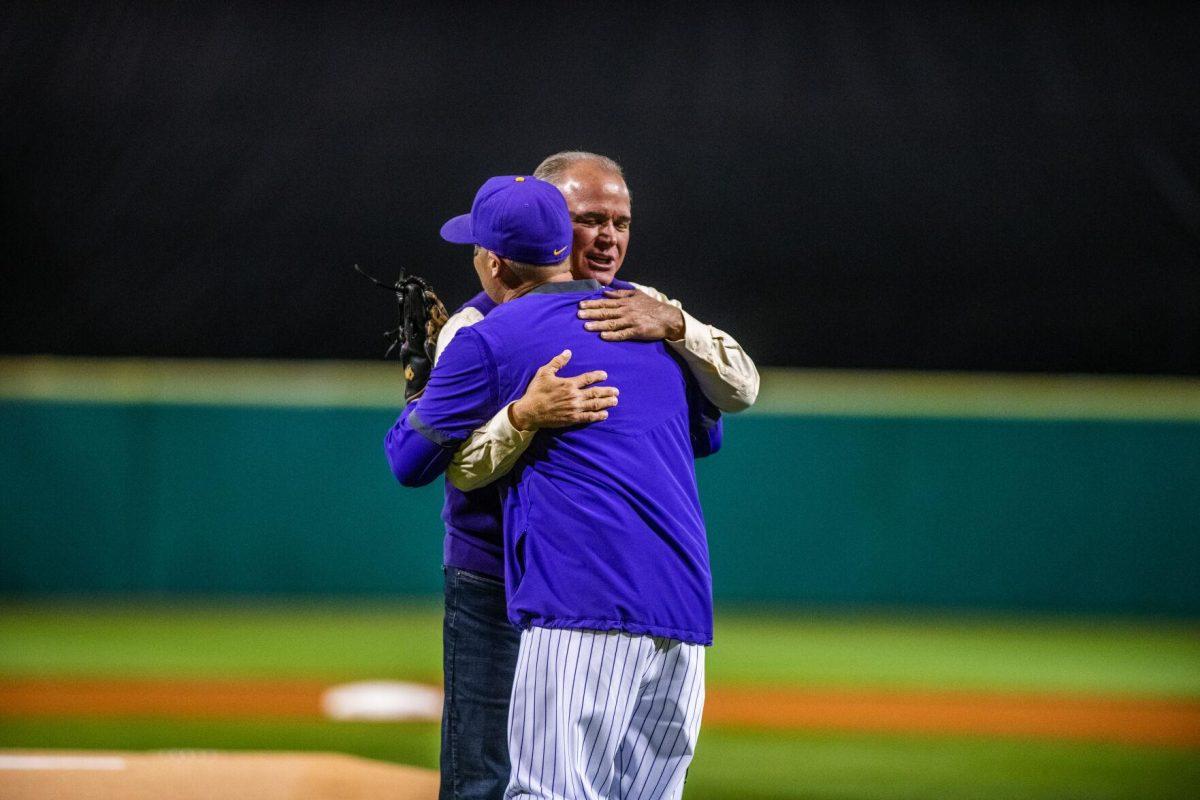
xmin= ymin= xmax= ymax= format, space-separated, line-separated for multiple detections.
xmin=664 ymin=307 xmax=686 ymax=341
xmin=508 ymin=399 xmax=536 ymax=431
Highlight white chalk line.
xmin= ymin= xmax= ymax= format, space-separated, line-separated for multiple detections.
xmin=0 ymin=754 xmax=127 ymax=771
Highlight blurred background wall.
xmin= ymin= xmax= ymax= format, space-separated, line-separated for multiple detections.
xmin=3 ymin=2 xmax=1198 ymax=372
xmin=3 ymin=360 xmax=1198 ymax=614
xmin=2 ymin=2 xmax=1199 ymax=612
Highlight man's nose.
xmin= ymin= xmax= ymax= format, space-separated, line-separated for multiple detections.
xmin=596 ymin=220 xmax=616 ymax=243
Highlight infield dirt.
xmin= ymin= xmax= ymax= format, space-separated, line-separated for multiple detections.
xmin=2 ymin=679 xmax=1197 ymax=748
xmin=0 ymin=750 xmax=437 ymax=800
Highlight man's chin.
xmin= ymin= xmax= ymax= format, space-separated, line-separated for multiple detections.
xmin=575 ymin=261 xmax=619 ymax=284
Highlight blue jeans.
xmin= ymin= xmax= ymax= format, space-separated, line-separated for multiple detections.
xmin=440 ymin=566 xmax=521 ymax=800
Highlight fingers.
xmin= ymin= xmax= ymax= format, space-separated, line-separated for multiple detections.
xmin=577 ymin=307 xmax=622 ymax=319
xmin=581 ymin=394 xmax=619 ymax=411
xmin=583 ymin=318 xmax=633 ymax=333
xmin=571 ymin=369 xmax=608 ymax=387
xmin=575 ymin=410 xmax=610 ymax=422
xmin=603 ymin=289 xmax=637 ymax=298
xmin=578 ymin=298 xmax=627 ymax=310
xmin=540 ymin=349 xmax=572 ymax=375
xmin=585 ymin=386 xmax=619 ymax=399
xmin=579 ymin=309 xmax=636 ymax=330
xmin=599 ymin=329 xmax=640 ymax=341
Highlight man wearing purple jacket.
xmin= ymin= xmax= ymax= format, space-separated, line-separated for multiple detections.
xmin=418 ymin=154 xmax=759 ymax=800
xmin=386 ymin=174 xmax=722 ymax=799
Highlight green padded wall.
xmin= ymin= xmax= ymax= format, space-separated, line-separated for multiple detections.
xmin=3 ymin=388 xmax=1198 ymax=613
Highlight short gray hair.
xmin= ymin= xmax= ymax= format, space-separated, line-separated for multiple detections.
xmin=533 ymin=151 xmax=626 ymax=188
xmin=476 ymin=245 xmax=568 ymax=281
xmin=506 ymin=258 xmax=569 ymax=282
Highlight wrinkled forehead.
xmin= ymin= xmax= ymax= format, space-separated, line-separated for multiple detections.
xmin=559 ymin=167 xmax=631 ymax=215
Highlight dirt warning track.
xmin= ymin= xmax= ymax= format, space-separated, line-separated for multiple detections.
xmin=2 ymin=679 xmax=1198 ymax=749
xmin=703 ymin=686 xmax=1200 ymax=748
xmin=0 ymin=750 xmax=437 ymax=800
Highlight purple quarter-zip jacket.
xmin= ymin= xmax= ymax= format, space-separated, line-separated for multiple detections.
xmin=385 ymin=279 xmax=721 ymax=645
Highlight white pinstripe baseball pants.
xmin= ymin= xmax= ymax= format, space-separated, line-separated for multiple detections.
xmin=504 ymin=627 xmax=706 ymax=800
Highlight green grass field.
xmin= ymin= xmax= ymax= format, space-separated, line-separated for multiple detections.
xmin=2 ymin=600 xmax=1198 ymax=799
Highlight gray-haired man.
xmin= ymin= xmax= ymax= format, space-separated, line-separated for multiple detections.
xmin=434 ymin=152 xmax=758 ymax=799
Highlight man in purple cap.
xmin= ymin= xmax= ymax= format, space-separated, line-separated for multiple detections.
xmin=386 ymin=174 xmax=718 ymax=799
xmin=415 ymin=156 xmax=758 ymax=800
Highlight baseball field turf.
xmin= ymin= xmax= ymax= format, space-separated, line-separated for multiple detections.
xmin=2 ymin=600 xmax=1197 ymax=799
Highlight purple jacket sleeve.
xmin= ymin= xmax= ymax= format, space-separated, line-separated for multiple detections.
xmin=690 ymin=400 xmax=723 ymax=459
xmin=383 ymin=403 xmax=458 ymax=487
xmin=688 ymin=375 xmax=723 ymax=459
xmin=383 ymin=328 xmax=500 ymax=487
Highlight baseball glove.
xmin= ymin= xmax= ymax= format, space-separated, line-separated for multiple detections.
xmin=355 ymin=264 xmax=449 ymax=401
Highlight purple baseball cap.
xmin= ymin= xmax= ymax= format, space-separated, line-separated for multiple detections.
xmin=440 ymin=175 xmax=572 ymax=265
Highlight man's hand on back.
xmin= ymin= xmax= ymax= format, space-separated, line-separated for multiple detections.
xmin=508 ymin=350 xmax=619 ymax=431
xmin=577 ymin=289 xmax=686 ymax=342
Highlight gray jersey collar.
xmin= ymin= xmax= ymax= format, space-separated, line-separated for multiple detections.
xmin=526 ymin=279 xmax=602 ymax=295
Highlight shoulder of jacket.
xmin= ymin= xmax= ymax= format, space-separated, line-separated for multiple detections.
xmin=435 ymin=307 xmax=488 ymax=363
xmin=446 ymin=305 xmax=485 ymax=328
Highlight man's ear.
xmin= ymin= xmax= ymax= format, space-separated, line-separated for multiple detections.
xmin=491 ymin=253 xmax=522 ymax=289
xmin=485 ymin=250 xmax=505 ymax=280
